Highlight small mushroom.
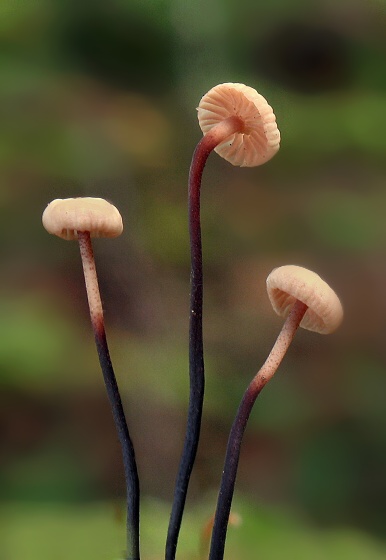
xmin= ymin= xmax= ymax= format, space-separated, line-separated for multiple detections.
xmin=209 ymin=265 xmax=343 ymax=560
xmin=42 ymin=197 xmax=139 ymax=560
xmin=266 ymin=264 xmax=343 ymax=334
xmin=42 ymin=197 xmax=123 ymax=329
xmin=42 ymin=196 xmax=123 ymax=240
xmin=167 ymin=83 xmax=280 ymax=560
xmin=197 ymin=82 xmax=280 ymax=167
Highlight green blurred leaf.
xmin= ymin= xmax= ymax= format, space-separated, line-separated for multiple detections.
xmin=0 ymin=293 xmax=95 ymax=389
xmin=1 ymin=498 xmax=386 ymax=560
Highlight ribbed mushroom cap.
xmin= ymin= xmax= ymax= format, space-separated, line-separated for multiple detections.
xmin=197 ymin=82 xmax=280 ymax=167
xmin=42 ymin=197 xmax=123 ymax=240
xmin=266 ymin=265 xmax=343 ymax=334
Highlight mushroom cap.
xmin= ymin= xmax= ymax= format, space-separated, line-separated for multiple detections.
xmin=42 ymin=197 xmax=123 ymax=240
xmin=197 ymin=82 xmax=280 ymax=167
xmin=266 ymin=265 xmax=343 ymax=334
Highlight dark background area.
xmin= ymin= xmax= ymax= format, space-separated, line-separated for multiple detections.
xmin=1 ymin=0 xmax=386 ymax=558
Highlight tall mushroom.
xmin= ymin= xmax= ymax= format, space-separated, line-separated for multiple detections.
xmin=166 ymin=83 xmax=280 ymax=560
xmin=209 ymin=265 xmax=343 ymax=560
xmin=42 ymin=197 xmax=140 ymax=560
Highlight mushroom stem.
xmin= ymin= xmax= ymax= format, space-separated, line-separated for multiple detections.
xmin=165 ymin=117 xmax=244 ymax=560
xmin=77 ymin=232 xmax=104 ymax=332
xmin=195 ymin=115 xmax=245 ymax=158
xmin=78 ymin=231 xmax=140 ymax=560
xmin=209 ymin=299 xmax=308 ymax=560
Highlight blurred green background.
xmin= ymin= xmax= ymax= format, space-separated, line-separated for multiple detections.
xmin=1 ymin=0 xmax=386 ymax=558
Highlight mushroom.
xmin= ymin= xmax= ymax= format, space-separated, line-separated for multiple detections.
xmin=197 ymin=82 xmax=280 ymax=167
xmin=266 ymin=265 xmax=343 ymax=335
xmin=209 ymin=265 xmax=343 ymax=560
xmin=166 ymin=83 xmax=280 ymax=560
xmin=42 ymin=197 xmax=140 ymax=560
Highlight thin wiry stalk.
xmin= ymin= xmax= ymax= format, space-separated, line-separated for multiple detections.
xmin=78 ymin=231 xmax=140 ymax=560
xmin=166 ymin=117 xmax=242 ymax=560
xmin=209 ymin=300 xmax=308 ymax=560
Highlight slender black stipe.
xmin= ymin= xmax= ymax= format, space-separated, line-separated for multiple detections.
xmin=78 ymin=232 xmax=140 ymax=560
xmin=165 ymin=138 xmax=209 ymax=560
xmin=209 ymin=300 xmax=307 ymax=560
xmin=166 ymin=120 xmax=243 ymax=560
xmin=94 ymin=330 xmax=140 ymax=560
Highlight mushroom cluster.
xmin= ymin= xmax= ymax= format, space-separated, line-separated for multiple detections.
xmin=42 ymin=83 xmax=343 ymax=560
xmin=167 ymin=82 xmax=282 ymax=560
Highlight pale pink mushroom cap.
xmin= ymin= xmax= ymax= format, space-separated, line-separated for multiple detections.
xmin=266 ymin=265 xmax=343 ymax=334
xmin=42 ymin=197 xmax=123 ymax=240
xmin=197 ymin=82 xmax=280 ymax=167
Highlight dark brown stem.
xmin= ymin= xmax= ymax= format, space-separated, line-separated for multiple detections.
xmin=78 ymin=231 xmax=140 ymax=560
xmin=209 ymin=299 xmax=308 ymax=560
xmin=166 ymin=117 xmax=243 ymax=560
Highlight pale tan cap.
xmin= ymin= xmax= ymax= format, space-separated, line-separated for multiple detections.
xmin=197 ymin=82 xmax=280 ymax=167
xmin=266 ymin=265 xmax=343 ymax=334
xmin=42 ymin=197 xmax=123 ymax=240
